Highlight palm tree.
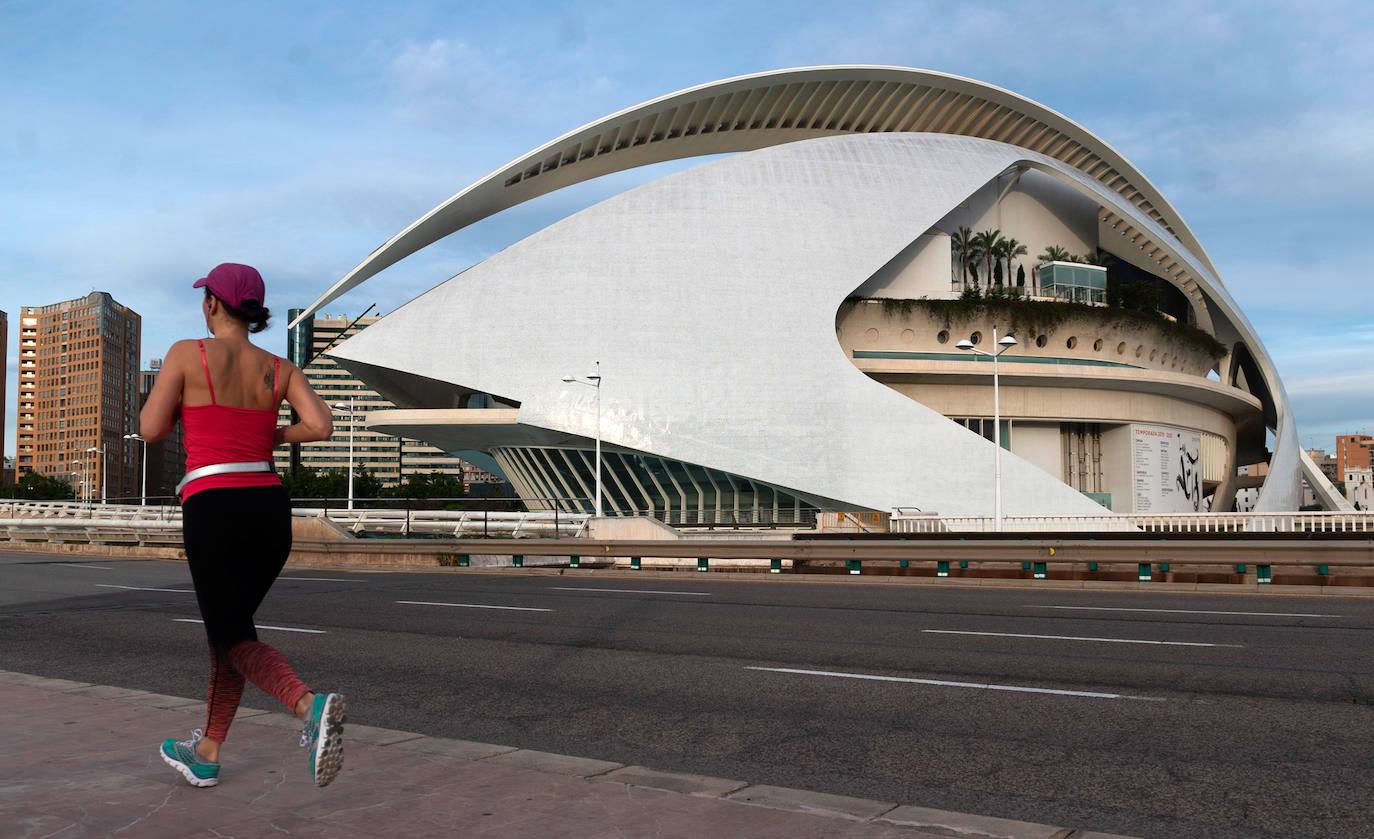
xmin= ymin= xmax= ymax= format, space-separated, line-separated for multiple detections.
xmin=971 ymin=228 xmax=1002 ymax=290
xmin=950 ymin=226 xmax=974 ymax=288
xmin=1001 ymin=237 xmax=1027 ymax=287
xmin=1038 ymin=244 xmax=1072 ymax=264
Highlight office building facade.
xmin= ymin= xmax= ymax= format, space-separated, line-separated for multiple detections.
xmin=15 ymin=293 xmax=142 ymax=500
xmin=277 ymin=311 xmax=489 ymax=490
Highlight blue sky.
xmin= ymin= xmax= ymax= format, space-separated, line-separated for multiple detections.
xmin=3 ymin=0 xmax=1371 ymax=457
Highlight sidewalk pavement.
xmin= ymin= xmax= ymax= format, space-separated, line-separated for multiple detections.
xmin=0 ymin=670 xmax=1135 ymax=839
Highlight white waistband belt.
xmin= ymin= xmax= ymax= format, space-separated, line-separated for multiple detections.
xmin=176 ymin=461 xmax=276 ymax=496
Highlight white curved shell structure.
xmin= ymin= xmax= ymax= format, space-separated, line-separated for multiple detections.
xmin=311 ymin=66 xmax=1315 ymax=516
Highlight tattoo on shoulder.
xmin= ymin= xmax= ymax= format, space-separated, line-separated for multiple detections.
xmin=264 ymin=370 xmax=274 ymax=390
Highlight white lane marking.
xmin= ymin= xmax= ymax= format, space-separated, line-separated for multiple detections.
xmin=65 ymin=564 xmax=114 ymax=570
xmin=549 ymin=586 xmax=712 ymax=596
xmin=174 ymin=618 xmax=325 ymax=634
xmin=1034 ymin=605 xmax=1337 ymax=618
xmin=96 ymin=584 xmax=193 ymax=593
xmin=278 ymin=577 xmax=368 ymax=582
xmin=922 ymin=629 xmax=1242 ymax=648
xmin=746 ymin=666 xmax=1160 ymax=701
xmin=397 ymin=600 xmax=554 ymax=612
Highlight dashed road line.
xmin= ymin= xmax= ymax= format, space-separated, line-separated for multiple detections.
xmin=549 ymin=587 xmax=711 ymax=596
xmin=96 ymin=584 xmax=193 ymax=593
xmin=397 ymin=600 xmax=554 ymax=612
xmin=174 ymin=618 xmax=326 ymax=634
xmin=746 ymin=666 xmax=1162 ymax=701
xmin=1034 ymin=605 xmax=1337 ymax=618
xmin=922 ymin=629 xmax=1242 ymax=647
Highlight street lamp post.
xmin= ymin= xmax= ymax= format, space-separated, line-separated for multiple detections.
xmin=561 ymin=362 xmax=603 ymax=518
xmin=123 ymin=433 xmax=147 ymax=506
xmin=85 ymin=446 xmax=107 ymax=503
xmin=73 ymin=459 xmax=86 ymax=504
xmin=955 ymin=329 xmax=1018 ymax=532
xmin=331 ymin=397 xmax=356 ymax=511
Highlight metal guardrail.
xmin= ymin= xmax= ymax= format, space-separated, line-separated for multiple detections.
xmin=891 ymin=511 xmax=1374 ymax=534
xmin=295 ymin=508 xmax=590 ymax=538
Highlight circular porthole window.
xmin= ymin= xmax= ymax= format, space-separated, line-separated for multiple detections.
xmin=1066 ymin=336 xmax=1078 ymax=349
xmin=937 ymin=329 xmax=949 ymax=344
xmin=901 ymin=328 xmax=916 ymax=344
xmin=1149 ymin=349 xmax=1157 ymax=361
xmin=865 ymin=328 xmax=879 ymax=343
xmin=1161 ymin=353 xmax=1169 ymax=366
xmin=1093 ymin=338 xmax=1103 ymax=351
xmin=1035 ymin=335 xmax=1048 ymax=349
xmin=1117 ymin=342 xmax=1127 ymax=355
xmin=969 ymin=331 xmax=982 ymax=345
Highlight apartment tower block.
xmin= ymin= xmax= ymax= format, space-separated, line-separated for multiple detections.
xmin=15 ymin=293 xmax=142 ymax=500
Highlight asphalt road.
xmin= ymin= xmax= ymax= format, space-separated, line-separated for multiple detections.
xmin=3 ymin=550 xmax=1372 ymax=839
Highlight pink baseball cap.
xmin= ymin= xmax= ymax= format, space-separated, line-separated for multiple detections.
xmin=193 ymin=263 xmax=266 ymax=309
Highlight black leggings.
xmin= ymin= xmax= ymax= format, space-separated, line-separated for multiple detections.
xmin=181 ymin=485 xmax=293 ymax=649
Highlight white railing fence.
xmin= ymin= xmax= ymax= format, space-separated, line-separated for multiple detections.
xmin=891 ymin=510 xmax=1374 ymax=534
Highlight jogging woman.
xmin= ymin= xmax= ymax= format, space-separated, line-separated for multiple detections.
xmin=140 ymin=262 xmax=346 ymax=788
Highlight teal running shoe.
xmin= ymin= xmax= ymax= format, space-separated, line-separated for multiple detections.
xmin=160 ymin=729 xmax=219 ymax=787
xmin=300 ymin=692 xmax=347 ymax=787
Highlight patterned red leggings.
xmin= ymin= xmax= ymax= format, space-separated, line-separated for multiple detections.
xmin=183 ymin=486 xmax=311 ymax=743
xmin=205 ymin=641 xmax=311 ymax=743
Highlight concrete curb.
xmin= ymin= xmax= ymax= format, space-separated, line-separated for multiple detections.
xmin=0 ymin=667 xmax=1141 ymax=838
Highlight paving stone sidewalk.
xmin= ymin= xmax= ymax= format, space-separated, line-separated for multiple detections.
xmin=0 ymin=671 xmax=1133 ymax=838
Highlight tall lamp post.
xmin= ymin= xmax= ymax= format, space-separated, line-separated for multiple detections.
xmin=85 ymin=446 xmax=108 ymax=503
xmin=123 ymin=433 xmax=147 ymax=506
xmin=331 ymin=397 xmax=356 ymax=511
xmin=73 ymin=459 xmax=86 ymax=504
xmin=955 ymin=329 xmax=1018 ymax=532
xmin=561 ymin=362 xmax=603 ymax=517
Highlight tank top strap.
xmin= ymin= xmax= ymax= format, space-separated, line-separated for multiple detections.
xmin=271 ymin=355 xmax=281 ymax=403
xmin=197 ymin=339 xmax=217 ymax=405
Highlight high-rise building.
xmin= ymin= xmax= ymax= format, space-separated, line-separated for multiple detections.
xmin=277 ymin=310 xmax=490 ymax=490
xmin=1336 ymin=435 xmax=1374 ymax=476
xmin=15 ymin=293 xmax=141 ymax=500
xmin=137 ymin=361 xmax=186 ymax=500
xmin=0 ymin=309 xmax=7 ymax=473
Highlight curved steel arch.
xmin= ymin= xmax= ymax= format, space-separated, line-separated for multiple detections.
xmin=293 ymin=65 xmax=1220 ymax=325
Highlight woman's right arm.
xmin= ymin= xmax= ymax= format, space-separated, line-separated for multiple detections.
xmin=140 ymin=341 xmax=191 ymax=442
xmin=276 ymin=361 xmax=334 ymax=445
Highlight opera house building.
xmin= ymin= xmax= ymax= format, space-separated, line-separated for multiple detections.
xmin=293 ymin=66 xmax=1344 ymax=523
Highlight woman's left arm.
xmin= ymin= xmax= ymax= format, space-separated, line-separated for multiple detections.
xmin=140 ymin=341 xmax=190 ymax=442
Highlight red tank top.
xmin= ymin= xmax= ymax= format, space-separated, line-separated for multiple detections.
xmin=180 ymin=339 xmax=282 ymax=501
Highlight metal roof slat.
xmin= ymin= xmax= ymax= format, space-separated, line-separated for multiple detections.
xmin=769 ymin=82 xmax=810 ymax=128
xmin=912 ymin=90 xmax=965 ymax=132
xmin=696 ymin=95 xmax=730 ymax=134
xmin=833 ymin=80 xmax=879 ymax=130
xmin=804 ymin=80 xmax=847 ymax=129
xmin=747 ymin=84 xmax=788 ymax=128
xmin=959 ymin=100 xmax=1005 ymax=136
xmin=677 ymin=97 xmax=712 ymax=137
xmin=887 ymin=85 xmax=938 ymax=132
xmin=790 ymin=80 xmax=835 ymax=129
xmin=864 ymin=81 xmax=912 ymax=131
xmin=850 ymin=80 xmax=899 ymax=131
xmin=737 ymin=85 xmax=773 ymax=129
xmin=982 ymin=108 xmax=1023 ymax=142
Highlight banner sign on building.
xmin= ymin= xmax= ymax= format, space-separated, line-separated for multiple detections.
xmin=1132 ymin=424 xmax=1203 ymax=513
